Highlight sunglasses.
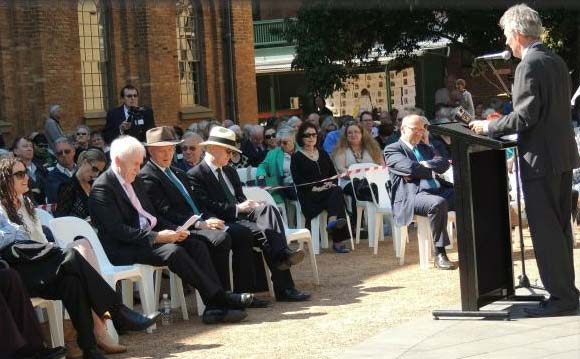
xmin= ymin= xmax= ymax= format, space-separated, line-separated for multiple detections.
xmin=56 ymin=149 xmax=72 ymax=156
xmin=11 ymin=170 xmax=27 ymax=180
xmin=264 ymin=133 xmax=276 ymax=140
xmin=181 ymin=145 xmax=197 ymax=152
xmin=225 ymin=149 xmax=237 ymax=156
xmin=76 ymin=132 xmax=88 ymax=136
xmin=302 ymin=132 xmax=317 ymax=138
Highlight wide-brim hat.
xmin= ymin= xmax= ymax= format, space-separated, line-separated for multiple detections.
xmin=200 ymin=126 xmax=242 ymax=153
xmin=144 ymin=126 xmax=183 ymax=146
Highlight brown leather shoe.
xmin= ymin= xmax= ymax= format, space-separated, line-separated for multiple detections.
xmin=434 ymin=253 xmax=457 ymax=270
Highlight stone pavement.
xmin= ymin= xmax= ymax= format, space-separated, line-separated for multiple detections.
xmin=338 ymin=294 xmax=580 ymax=359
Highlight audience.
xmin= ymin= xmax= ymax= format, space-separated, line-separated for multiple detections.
xmin=44 ymin=104 xmax=65 ymax=153
xmin=263 ymin=126 xmax=278 ymax=151
xmin=291 ymin=122 xmax=350 ymax=253
xmin=188 ymin=126 xmax=310 ymax=301
xmin=306 ymin=112 xmax=320 ymax=128
xmin=319 ymin=116 xmax=338 ymax=143
xmin=88 ymin=135 xmax=253 ymax=325
xmin=315 ymin=96 xmax=333 ymax=118
xmin=176 ymin=132 xmax=204 ymax=172
xmin=256 ymin=126 xmax=298 ymax=204
xmin=55 ymin=148 xmax=106 ymax=219
xmin=240 ymin=125 xmax=267 ymax=167
xmin=45 ymin=137 xmax=76 ymax=203
xmin=0 ymin=157 xmax=157 ymax=359
xmin=11 ymin=136 xmax=48 ymax=205
xmin=286 ymin=116 xmax=302 ymax=132
xmin=454 ymin=79 xmax=475 ymax=117
xmin=103 ymin=85 xmax=156 ymax=143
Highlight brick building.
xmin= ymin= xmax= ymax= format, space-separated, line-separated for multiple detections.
xmin=0 ymin=0 xmax=258 ymax=145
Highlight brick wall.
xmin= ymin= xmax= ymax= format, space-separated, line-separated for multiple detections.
xmin=0 ymin=0 xmax=259 ymax=145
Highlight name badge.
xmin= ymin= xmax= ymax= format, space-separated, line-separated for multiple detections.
xmin=137 ymin=119 xmax=144 ymax=125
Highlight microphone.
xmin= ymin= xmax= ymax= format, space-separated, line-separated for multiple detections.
xmin=474 ymin=50 xmax=511 ymax=61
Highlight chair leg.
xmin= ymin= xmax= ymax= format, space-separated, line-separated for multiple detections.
xmin=355 ymin=207 xmax=363 ymax=245
xmin=170 ymin=273 xmax=188 ymax=320
xmin=345 ymin=210 xmax=355 ymax=250
xmin=45 ymin=300 xmax=64 ymax=347
xmin=311 ymin=218 xmax=320 ymax=255
xmin=195 ymin=290 xmax=205 ymax=317
xmin=320 ymin=212 xmax=329 ymax=249
xmin=229 ymin=251 xmax=234 ymax=292
xmin=262 ymin=253 xmax=275 ymax=298
xmin=136 ymin=269 xmax=156 ymax=332
xmin=398 ymin=226 xmax=409 ymax=265
xmin=416 ymin=217 xmax=433 ymax=270
xmin=305 ymin=238 xmax=320 ymax=285
xmin=121 ymin=280 xmax=133 ymax=309
xmin=153 ymin=269 xmax=162 ymax=311
xmin=373 ymin=214 xmax=382 ymax=255
xmin=367 ymin=211 xmax=375 ymax=248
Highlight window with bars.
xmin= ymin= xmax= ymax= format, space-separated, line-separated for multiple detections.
xmin=176 ymin=0 xmax=202 ymax=107
xmin=78 ymin=0 xmax=109 ymax=113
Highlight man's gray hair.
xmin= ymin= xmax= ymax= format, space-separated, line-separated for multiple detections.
xmin=276 ymin=126 xmax=295 ymax=141
xmin=75 ymin=124 xmax=91 ymax=135
xmin=109 ymin=135 xmax=145 ymax=162
xmin=499 ymin=4 xmax=543 ymax=39
xmin=401 ymin=114 xmax=428 ymax=128
xmin=250 ymin=124 xmax=264 ymax=136
xmin=182 ymin=131 xmax=203 ymax=142
xmin=48 ymin=104 xmax=61 ymax=117
xmin=54 ymin=136 xmax=74 ymax=148
xmin=287 ymin=116 xmax=302 ymax=127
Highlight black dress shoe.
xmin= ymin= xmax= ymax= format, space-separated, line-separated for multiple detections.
xmin=276 ymin=288 xmax=311 ymax=302
xmin=249 ymin=297 xmax=271 ymax=308
xmin=82 ymin=348 xmax=108 ymax=359
xmin=434 ymin=253 xmax=457 ymax=270
xmin=224 ymin=292 xmax=254 ymax=309
xmin=524 ymin=300 xmax=579 ymax=317
xmin=202 ymin=308 xmax=248 ymax=324
xmin=25 ymin=346 xmax=67 ymax=359
xmin=275 ymin=248 xmax=305 ymax=270
xmin=110 ymin=304 xmax=159 ymax=332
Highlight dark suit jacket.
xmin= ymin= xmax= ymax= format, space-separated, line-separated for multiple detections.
xmin=28 ymin=160 xmax=49 ymax=205
xmin=488 ymin=43 xmax=580 ymax=179
xmin=138 ymin=160 xmax=200 ymax=226
xmin=384 ymin=140 xmax=450 ymax=226
xmin=88 ymin=168 xmax=175 ymax=265
xmin=103 ymin=105 xmax=155 ymax=144
xmin=240 ymin=139 xmax=267 ymax=167
xmin=45 ymin=167 xmax=71 ymax=204
xmin=187 ymin=162 xmax=246 ymax=222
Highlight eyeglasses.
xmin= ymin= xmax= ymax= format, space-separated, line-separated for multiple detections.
xmin=56 ymin=149 xmax=72 ymax=156
xmin=125 ymin=94 xmax=138 ymax=98
xmin=225 ymin=149 xmax=236 ymax=156
xmin=302 ymin=132 xmax=317 ymax=138
xmin=76 ymin=132 xmax=88 ymax=136
xmin=181 ymin=145 xmax=197 ymax=152
xmin=11 ymin=170 xmax=27 ymax=180
xmin=264 ymin=133 xmax=276 ymax=140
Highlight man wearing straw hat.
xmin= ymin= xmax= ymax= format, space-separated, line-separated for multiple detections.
xmin=189 ymin=126 xmax=311 ymax=302
xmin=138 ymin=126 xmax=269 ymax=307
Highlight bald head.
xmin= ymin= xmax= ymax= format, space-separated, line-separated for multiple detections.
xmin=401 ymin=115 xmax=428 ymax=146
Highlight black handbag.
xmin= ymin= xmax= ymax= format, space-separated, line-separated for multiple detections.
xmin=352 ymin=177 xmax=375 ymax=202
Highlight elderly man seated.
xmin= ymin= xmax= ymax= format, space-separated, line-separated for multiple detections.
xmin=384 ymin=115 xmax=456 ymax=270
xmin=88 ymin=135 xmax=253 ymax=324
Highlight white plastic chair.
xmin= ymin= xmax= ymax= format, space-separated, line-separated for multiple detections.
xmin=347 ymin=163 xmax=378 ymax=247
xmin=150 ymin=266 xmax=201 ymax=318
xmin=31 ymin=297 xmax=64 ymax=347
xmin=363 ymin=167 xmax=398 ymax=255
xmin=236 ymin=167 xmax=257 ymax=185
xmin=48 ymin=217 xmax=156 ymax=340
xmin=242 ymin=187 xmax=320 ymax=285
xmin=35 ymin=208 xmax=54 ymax=226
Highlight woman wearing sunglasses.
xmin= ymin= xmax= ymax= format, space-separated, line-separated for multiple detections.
xmin=291 ymin=122 xmax=351 ymax=253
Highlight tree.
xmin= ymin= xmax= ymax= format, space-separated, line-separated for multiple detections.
xmin=283 ymin=0 xmax=579 ymax=97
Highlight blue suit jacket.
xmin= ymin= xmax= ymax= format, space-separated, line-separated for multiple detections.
xmin=384 ymin=140 xmax=450 ymax=226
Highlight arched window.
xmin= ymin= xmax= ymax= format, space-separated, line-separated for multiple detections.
xmin=176 ymin=0 xmax=202 ymax=107
xmin=78 ymin=0 xmax=109 ymax=112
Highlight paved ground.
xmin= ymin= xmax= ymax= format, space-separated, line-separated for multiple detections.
xmin=339 ymin=290 xmax=580 ymax=359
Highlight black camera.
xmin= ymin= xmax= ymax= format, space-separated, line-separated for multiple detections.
xmin=127 ymin=106 xmax=145 ymax=121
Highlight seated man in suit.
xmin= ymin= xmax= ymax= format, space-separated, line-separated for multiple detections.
xmin=88 ymin=135 xmax=253 ymax=324
xmin=240 ymin=125 xmax=267 ymax=167
xmin=103 ymin=85 xmax=155 ymax=144
xmin=45 ymin=137 xmax=76 ymax=203
xmin=138 ymin=127 xmax=268 ymax=307
xmin=384 ymin=115 xmax=456 ymax=270
xmin=188 ymin=126 xmax=310 ymax=302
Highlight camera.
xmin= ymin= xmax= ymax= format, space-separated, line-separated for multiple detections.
xmin=127 ymin=106 xmax=145 ymax=121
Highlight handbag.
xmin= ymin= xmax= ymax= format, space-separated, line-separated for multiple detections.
xmin=352 ymin=177 xmax=375 ymax=202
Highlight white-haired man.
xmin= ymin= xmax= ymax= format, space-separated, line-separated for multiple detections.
xmin=240 ymin=124 xmax=267 ymax=166
xmin=470 ymin=4 xmax=579 ymax=317
xmin=88 ymin=135 xmax=253 ymax=324
xmin=385 ymin=115 xmax=455 ymax=270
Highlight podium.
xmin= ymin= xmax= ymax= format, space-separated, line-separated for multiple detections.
xmin=429 ymin=122 xmax=521 ymax=319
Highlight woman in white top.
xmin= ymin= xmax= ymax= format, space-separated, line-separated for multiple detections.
xmin=0 ymin=158 xmax=139 ymax=356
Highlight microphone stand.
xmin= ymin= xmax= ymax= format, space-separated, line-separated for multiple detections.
xmin=483 ymin=59 xmax=544 ymax=295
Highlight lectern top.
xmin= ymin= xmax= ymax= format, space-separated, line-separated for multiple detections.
xmin=429 ymin=122 xmax=517 ymax=150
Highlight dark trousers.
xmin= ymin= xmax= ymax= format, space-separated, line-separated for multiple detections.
xmin=0 ymin=268 xmax=44 ymax=356
xmin=19 ymin=249 xmax=119 ymax=351
xmin=523 ymin=171 xmax=579 ymax=306
xmin=413 ymin=187 xmax=454 ymax=248
xmin=305 ymin=186 xmax=348 ymax=243
xmin=132 ymin=238 xmax=224 ymax=305
xmin=191 ymin=229 xmax=233 ymax=291
xmin=227 ymin=204 xmax=294 ymax=293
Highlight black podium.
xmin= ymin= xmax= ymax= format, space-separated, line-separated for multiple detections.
xmin=429 ymin=122 xmax=520 ymax=319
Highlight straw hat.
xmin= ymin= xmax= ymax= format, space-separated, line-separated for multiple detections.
xmin=200 ymin=126 xmax=241 ymax=153
xmin=144 ymin=126 xmax=182 ymax=146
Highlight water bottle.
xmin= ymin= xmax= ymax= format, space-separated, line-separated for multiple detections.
xmin=161 ymin=293 xmax=171 ymax=326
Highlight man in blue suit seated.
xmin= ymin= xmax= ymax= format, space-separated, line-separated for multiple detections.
xmin=384 ymin=114 xmax=456 ymax=270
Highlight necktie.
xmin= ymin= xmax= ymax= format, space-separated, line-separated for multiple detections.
xmin=123 ymin=182 xmax=157 ymax=229
xmin=412 ymin=147 xmax=438 ymax=189
xmin=216 ymin=168 xmax=237 ymax=205
xmin=164 ymin=168 xmax=200 ymax=214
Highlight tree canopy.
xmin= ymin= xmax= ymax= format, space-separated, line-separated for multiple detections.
xmin=283 ymin=0 xmax=579 ymax=97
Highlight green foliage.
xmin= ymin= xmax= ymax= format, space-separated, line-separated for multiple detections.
xmin=283 ymin=0 xmax=579 ymax=96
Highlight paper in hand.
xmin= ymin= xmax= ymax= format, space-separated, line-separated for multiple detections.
xmin=177 ymin=214 xmax=200 ymax=231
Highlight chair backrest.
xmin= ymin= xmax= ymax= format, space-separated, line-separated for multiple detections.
xmin=49 ymin=216 xmax=115 ymax=271
xmin=35 ymin=208 xmax=54 ymax=227
xmin=237 ymin=167 xmax=258 ymax=185
xmin=347 ymin=163 xmax=377 ymax=202
xmin=242 ymin=186 xmax=291 ymax=230
xmin=364 ymin=167 xmax=391 ymax=209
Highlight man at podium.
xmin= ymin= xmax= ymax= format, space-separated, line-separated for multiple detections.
xmin=385 ymin=115 xmax=456 ymax=270
xmin=470 ymin=4 xmax=579 ymax=317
